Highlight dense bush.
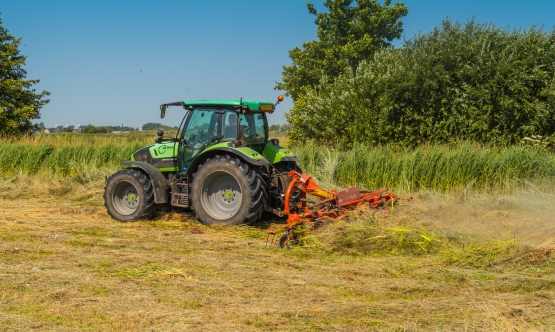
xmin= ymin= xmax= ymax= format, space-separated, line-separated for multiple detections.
xmin=286 ymin=20 xmax=555 ymax=147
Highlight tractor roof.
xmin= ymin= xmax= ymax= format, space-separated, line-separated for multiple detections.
xmin=160 ymin=97 xmax=283 ymax=118
xmin=182 ymin=99 xmax=275 ymax=112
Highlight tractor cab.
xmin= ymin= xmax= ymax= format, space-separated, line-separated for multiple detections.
xmin=177 ymin=106 xmax=268 ymax=172
xmin=157 ymin=99 xmax=277 ymax=173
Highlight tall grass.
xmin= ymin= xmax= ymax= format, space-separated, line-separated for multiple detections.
xmin=0 ymin=133 xmax=153 ymax=179
xmin=0 ymin=142 xmax=146 ymax=178
xmin=2 ymin=134 xmax=555 ymax=194
xmin=0 ymin=132 xmax=154 ymax=147
xmin=293 ymin=142 xmax=555 ymax=194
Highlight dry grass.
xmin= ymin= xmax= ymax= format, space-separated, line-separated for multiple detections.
xmin=0 ymin=176 xmax=554 ymax=331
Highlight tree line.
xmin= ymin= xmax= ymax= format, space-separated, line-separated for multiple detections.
xmin=269 ymin=123 xmax=292 ymax=133
xmin=48 ymin=123 xmax=177 ymax=133
xmin=81 ymin=125 xmax=138 ymax=134
xmin=4 ymin=1 xmax=555 ymax=147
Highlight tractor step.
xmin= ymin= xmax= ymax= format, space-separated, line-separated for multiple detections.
xmin=170 ymin=176 xmax=189 ymax=208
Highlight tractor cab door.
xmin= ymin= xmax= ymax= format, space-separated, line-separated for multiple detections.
xmin=178 ymin=108 xmax=220 ymax=172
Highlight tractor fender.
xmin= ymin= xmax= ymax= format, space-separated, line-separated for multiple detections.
xmin=122 ymin=160 xmax=168 ymax=204
xmin=185 ymin=148 xmax=269 ymax=177
xmin=262 ymin=142 xmax=298 ymax=164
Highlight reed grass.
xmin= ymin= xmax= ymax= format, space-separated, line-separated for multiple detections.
xmin=0 ymin=131 xmax=155 ymax=147
xmin=294 ymin=142 xmax=555 ymax=195
xmin=0 ymin=136 xmax=147 ymax=178
xmin=2 ymin=134 xmax=555 ymax=194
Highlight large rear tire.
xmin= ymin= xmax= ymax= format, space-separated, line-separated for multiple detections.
xmin=104 ymin=169 xmax=156 ymax=222
xmin=190 ymin=155 xmax=266 ymax=225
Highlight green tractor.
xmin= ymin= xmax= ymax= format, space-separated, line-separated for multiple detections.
xmin=104 ymin=96 xmax=301 ymax=225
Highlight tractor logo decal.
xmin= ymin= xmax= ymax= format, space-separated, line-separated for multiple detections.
xmin=225 ymin=190 xmax=233 ymax=199
xmin=128 ymin=193 xmax=136 ymax=201
xmin=158 ymin=145 xmax=167 ymax=154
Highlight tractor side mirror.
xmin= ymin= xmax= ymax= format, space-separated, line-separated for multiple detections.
xmin=155 ymin=129 xmax=164 ymax=143
xmin=160 ymin=104 xmax=167 ymax=119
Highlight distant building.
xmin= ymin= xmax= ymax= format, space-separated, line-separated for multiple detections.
xmin=44 ymin=128 xmax=59 ymax=134
xmin=42 ymin=125 xmax=84 ymax=134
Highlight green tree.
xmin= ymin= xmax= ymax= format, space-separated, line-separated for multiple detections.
xmin=275 ymin=0 xmax=408 ymax=101
xmin=81 ymin=125 xmax=97 ymax=134
xmin=34 ymin=121 xmax=45 ymax=131
xmin=0 ymin=16 xmax=50 ymax=134
xmin=82 ymin=124 xmax=109 ymax=134
xmin=269 ymin=124 xmax=281 ymax=132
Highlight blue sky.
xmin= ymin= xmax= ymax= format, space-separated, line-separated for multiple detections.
xmin=2 ymin=0 xmax=555 ymax=128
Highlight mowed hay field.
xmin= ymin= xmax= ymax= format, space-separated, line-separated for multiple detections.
xmin=0 ymin=133 xmax=555 ymax=331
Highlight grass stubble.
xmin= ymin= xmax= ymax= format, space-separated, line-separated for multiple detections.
xmin=0 ymin=134 xmax=554 ymax=330
xmin=0 ymin=174 xmax=554 ymax=331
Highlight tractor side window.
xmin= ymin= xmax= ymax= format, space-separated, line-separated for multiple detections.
xmin=239 ymin=113 xmax=266 ymax=144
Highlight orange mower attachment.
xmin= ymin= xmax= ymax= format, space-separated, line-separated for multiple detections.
xmin=268 ymin=170 xmax=411 ymax=248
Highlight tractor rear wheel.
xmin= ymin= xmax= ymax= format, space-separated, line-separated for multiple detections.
xmin=104 ymin=169 xmax=156 ymax=222
xmin=190 ymin=155 xmax=266 ymax=225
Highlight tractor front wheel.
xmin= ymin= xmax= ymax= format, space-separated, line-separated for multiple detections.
xmin=104 ymin=169 xmax=156 ymax=222
xmin=190 ymin=155 xmax=266 ymax=225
